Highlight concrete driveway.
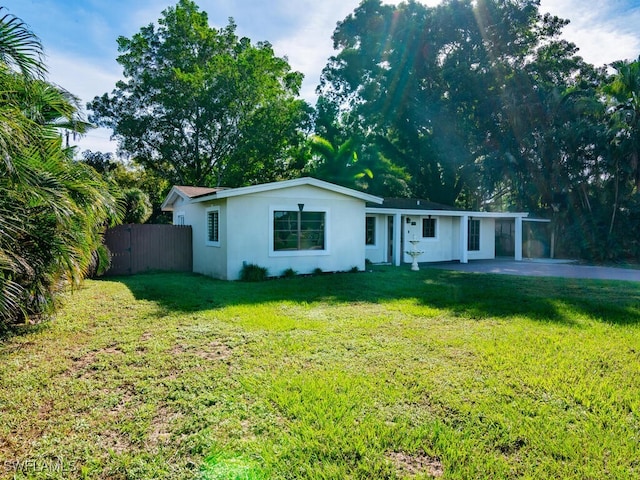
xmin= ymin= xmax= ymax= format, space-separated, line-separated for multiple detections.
xmin=427 ymin=259 xmax=640 ymax=282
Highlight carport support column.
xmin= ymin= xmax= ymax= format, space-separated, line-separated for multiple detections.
xmin=394 ymin=213 xmax=402 ymax=266
xmin=460 ymin=215 xmax=469 ymax=264
xmin=515 ymin=216 xmax=523 ymax=261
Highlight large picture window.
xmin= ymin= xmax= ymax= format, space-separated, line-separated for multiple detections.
xmin=422 ymin=218 xmax=436 ymax=238
xmin=468 ymin=218 xmax=480 ymax=251
xmin=206 ymin=208 xmax=219 ymax=245
xmin=365 ymin=216 xmax=376 ymax=245
xmin=274 ymin=210 xmax=325 ymax=251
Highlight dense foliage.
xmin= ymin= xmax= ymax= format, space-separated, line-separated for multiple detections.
xmin=0 ymin=9 xmax=119 ymax=325
xmin=89 ymin=0 xmax=312 ymax=188
xmin=317 ymin=0 xmax=640 ymax=261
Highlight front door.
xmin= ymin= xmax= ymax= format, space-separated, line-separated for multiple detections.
xmin=387 ymin=215 xmax=394 ymax=263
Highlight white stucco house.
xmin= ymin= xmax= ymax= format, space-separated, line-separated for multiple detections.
xmin=161 ymin=177 xmax=383 ymax=280
xmin=161 ymin=177 xmax=532 ymax=280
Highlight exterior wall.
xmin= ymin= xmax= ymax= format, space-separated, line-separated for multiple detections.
xmin=365 ymin=214 xmax=498 ymax=265
xmin=467 ymin=217 xmax=496 ymax=261
xmin=365 ymin=215 xmax=388 ymax=264
xmin=174 ymin=198 xmax=228 ymax=279
xmin=222 ymin=185 xmax=366 ymax=280
xmin=402 ymin=215 xmax=459 ymax=263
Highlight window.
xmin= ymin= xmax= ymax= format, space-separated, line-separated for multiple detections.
xmin=422 ymin=218 xmax=436 ymax=238
xmin=365 ymin=216 xmax=376 ymax=245
xmin=274 ymin=210 xmax=325 ymax=251
xmin=206 ymin=208 xmax=219 ymax=245
xmin=468 ymin=218 xmax=480 ymax=251
xmin=175 ymin=213 xmax=185 ymax=226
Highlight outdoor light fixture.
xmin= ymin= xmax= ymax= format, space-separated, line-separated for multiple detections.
xmin=298 ymin=203 xmax=304 ymax=212
xmin=406 ymin=217 xmax=411 ymax=224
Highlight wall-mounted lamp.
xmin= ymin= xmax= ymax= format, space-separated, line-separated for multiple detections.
xmin=406 ymin=217 xmax=411 ymax=224
xmin=298 ymin=203 xmax=304 ymax=212
xmin=428 ymin=214 xmax=432 ymax=219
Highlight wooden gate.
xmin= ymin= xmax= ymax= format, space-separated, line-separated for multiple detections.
xmin=104 ymin=224 xmax=192 ymax=276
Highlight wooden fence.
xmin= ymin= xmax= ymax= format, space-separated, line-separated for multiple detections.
xmin=104 ymin=224 xmax=192 ymax=276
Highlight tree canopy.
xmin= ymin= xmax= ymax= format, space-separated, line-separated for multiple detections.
xmin=89 ymin=0 xmax=311 ymax=188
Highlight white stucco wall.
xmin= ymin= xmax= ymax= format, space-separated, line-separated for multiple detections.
xmin=219 ymin=185 xmax=366 ymax=280
xmin=365 ymin=215 xmax=388 ymax=264
xmin=167 ymin=184 xmax=369 ymax=280
xmin=200 ymin=184 xmax=368 ymax=280
xmin=365 ymin=213 xmax=498 ymax=265
xmin=402 ymin=216 xmax=460 ymax=263
xmin=467 ymin=217 xmax=496 ymax=261
xmin=174 ymin=198 xmax=228 ymax=279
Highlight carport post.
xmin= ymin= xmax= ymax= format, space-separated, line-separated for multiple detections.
xmin=460 ymin=215 xmax=469 ymax=264
xmin=515 ymin=216 xmax=523 ymax=261
xmin=394 ymin=213 xmax=402 ymax=266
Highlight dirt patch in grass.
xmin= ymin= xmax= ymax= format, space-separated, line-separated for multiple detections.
xmin=147 ymin=405 xmax=183 ymax=448
xmin=387 ymin=451 xmax=443 ymax=478
xmin=198 ymin=340 xmax=232 ymax=361
xmin=101 ymin=429 xmax=134 ymax=455
xmin=171 ymin=340 xmax=232 ymax=362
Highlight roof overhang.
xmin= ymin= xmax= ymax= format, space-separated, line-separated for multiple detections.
xmin=366 ymin=207 xmax=529 ymax=218
xmin=192 ymin=177 xmax=383 ymax=204
xmin=161 ymin=186 xmax=189 ymax=212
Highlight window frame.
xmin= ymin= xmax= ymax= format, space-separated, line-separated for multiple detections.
xmin=175 ymin=211 xmax=185 ymax=226
xmin=422 ymin=217 xmax=437 ymax=239
xmin=365 ymin=216 xmax=376 ymax=246
xmin=205 ymin=206 xmax=220 ymax=247
xmin=468 ymin=218 xmax=480 ymax=251
xmin=270 ymin=206 xmax=330 ymax=257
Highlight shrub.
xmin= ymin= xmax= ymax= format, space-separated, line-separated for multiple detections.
xmin=240 ymin=264 xmax=268 ymax=282
xmin=349 ymin=266 xmax=360 ymax=273
xmin=282 ymin=268 xmax=297 ymax=278
xmin=312 ymin=268 xmax=323 ymax=276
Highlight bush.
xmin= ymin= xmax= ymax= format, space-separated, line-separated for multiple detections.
xmin=240 ymin=264 xmax=268 ymax=282
xmin=349 ymin=266 xmax=360 ymax=273
xmin=282 ymin=268 xmax=297 ymax=278
xmin=312 ymin=268 xmax=323 ymax=276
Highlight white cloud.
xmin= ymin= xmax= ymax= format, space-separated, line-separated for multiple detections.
xmin=539 ymin=0 xmax=640 ymax=66
xmin=46 ymin=50 xmax=122 ymax=155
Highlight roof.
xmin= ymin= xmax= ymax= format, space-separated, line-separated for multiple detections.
xmin=189 ymin=177 xmax=383 ymax=204
xmin=367 ymin=197 xmax=529 ymax=218
xmin=173 ymin=185 xmax=227 ymax=198
xmin=162 ymin=177 xmax=383 ymax=211
xmin=161 ymin=185 xmax=229 ymax=211
xmin=367 ymin=197 xmax=461 ymax=211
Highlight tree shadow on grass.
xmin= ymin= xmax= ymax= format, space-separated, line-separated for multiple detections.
xmin=105 ymin=267 xmax=640 ymax=327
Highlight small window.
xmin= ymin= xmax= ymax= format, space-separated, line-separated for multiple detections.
xmin=468 ymin=219 xmax=480 ymax=251
xmin=422 ymin=218 xmax=436 ymax=238
xmin=207 ymin=208 xmax=219 ymax=245
xmin=274 ymin=210 xmax=325 ymax=251
xmin=365 ymin=216 xmax=376 ymax=245
xmin=176 ymin=214 xmax=185 ymax=226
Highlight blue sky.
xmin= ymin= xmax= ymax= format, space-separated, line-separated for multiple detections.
xmin=3 ymin=0 xmax=639 ymax=155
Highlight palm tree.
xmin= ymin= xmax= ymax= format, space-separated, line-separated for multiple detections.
xmin=604 ymin=57 xmax=640 ymax=192
xmin=306 ymin=135 xmax=372 ymax=188
xmin=0 ymin=9 xmax=119 ymax=325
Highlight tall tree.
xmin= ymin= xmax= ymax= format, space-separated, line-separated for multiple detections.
xmin=318 ymin=0 xmax=598 ymax=209
xmin=89 ymin=0 xmax=311 ymax=188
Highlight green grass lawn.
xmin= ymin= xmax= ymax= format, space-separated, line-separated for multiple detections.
xmin=1 ymin=267 xmax=640 ymax=479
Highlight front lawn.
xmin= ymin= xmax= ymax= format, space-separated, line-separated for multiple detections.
xmin=1 ymin=267 xmax=639 ymax=479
